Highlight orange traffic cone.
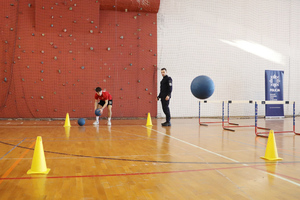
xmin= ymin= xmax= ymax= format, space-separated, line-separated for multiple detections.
xmin=64 ymin=113 xmax=71 ymax=127
xmin=27 ymin=136 xmax=50 ymax=175
xmin=146 ymin=113 xmax=153 ymax=126
xmin=260 ymin=130 xmax=282 ymax=161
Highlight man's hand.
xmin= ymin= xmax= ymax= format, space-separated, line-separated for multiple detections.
xmin=165 ymin=96 xmax=170 ymax=101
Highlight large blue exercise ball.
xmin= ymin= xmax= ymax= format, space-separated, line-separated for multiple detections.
xmin=78 ymin=118 xmax=85 ymax=126
xmin=190 ymin=75 xmax=215 ymax=99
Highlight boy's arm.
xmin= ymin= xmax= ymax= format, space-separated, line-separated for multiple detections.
xmin=94 ymin=100 xmax=98 ymax=110
xmin=101 ymin=100 xmax=108 ymax=111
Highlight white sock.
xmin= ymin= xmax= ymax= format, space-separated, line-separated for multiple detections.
xmin=108 ymin=117 xmax=111 ymax=122
xmin=96 ymin=116 xmax=99 ymax=122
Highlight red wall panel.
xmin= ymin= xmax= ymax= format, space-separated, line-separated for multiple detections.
xmin=0 ymin=0 xmax=160 ymax=118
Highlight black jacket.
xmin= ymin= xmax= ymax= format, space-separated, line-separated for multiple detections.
xmin=158 ymin=75 xmax=172 ymax=99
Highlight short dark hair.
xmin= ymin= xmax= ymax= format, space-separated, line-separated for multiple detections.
xmin=95 ymin=87 xmax=102 ymax=92
xmin=161 ymin=68 xmax=167 ymax=71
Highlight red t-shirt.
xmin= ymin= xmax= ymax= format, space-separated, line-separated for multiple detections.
xmin=95 ymin=91 xmax=112 ymax=101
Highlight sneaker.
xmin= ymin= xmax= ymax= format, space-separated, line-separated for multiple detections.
xmin=93 ymin=121 xmax=99 ymax=125
xmin=162 ymin=122 xmax=171 ymax=126
xmin=107 ymin=121 xmax=111 ymax=126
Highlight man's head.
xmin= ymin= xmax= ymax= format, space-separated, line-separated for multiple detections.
xmin=95 ymin=87 xmax=102 ymax=95
xmin=161 ymin=68 xmax=167 ymax=77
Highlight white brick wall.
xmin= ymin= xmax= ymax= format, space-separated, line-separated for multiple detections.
xmin=157 ymin=0 xmax=300 ymax=117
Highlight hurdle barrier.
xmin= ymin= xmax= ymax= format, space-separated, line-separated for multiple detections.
xmin=222 ymin=100 xmax=269 ymax=132
xmin=222 ymin=100 xmax=300 ymax=137
xmin=199 ymin=100 xmax=239 ymax=126
xmin=254 ymin=101 xmax=300 ymax=137
xmin=199 ymin=100 xmax=300 ymax=137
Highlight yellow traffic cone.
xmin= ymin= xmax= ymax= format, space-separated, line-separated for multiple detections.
xmin=146 ymin=113 xmax=153 ymax=126
xmin=260 ymin=130 xmax=282 ymax=161
xmin=266 ymin=163 xmax=277 ymax=184
xmin=32 ymin=175 xmax=46 ymax=198
xmin=65 ymin=126 xmax=70 ymax=139
xmin=147 ymin=127 xmax=152 ymax=138
xmin=27 ymin=136 xmax=50 ymax=175
xmin=64 ymin=113 xmax=71 ymax=127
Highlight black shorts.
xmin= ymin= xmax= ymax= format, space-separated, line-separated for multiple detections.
xmin=98 ymin=100 xmax=113 ymax=107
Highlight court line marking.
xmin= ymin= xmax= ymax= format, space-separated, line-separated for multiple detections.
xmin=0 ymin=138 xmax=26 ymax=161
xmin=0 ymin=125 xmax=145 ymax=128
xmin=255 ymin=136 xmax=300 ymax=155
xmin=143 ymin=126 xmax=300 ymax=187
xmin=0 ymin=127 xmax=298 ymax=184
xmin=252 ymin=166 xmax=300 ymax=183
xmin=0 ymin=135 xmax=300 ymax=165
xmin=0 ymin=163 xmax=286 ymax=180
xmin=142 ymin=126 xmax=239 ymax=163
xmin=0 ymin=141 xmax=35 ymax=185
xmin=214 ymin=135 xmax=300 ymax=158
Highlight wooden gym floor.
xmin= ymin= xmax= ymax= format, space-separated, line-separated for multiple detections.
xmin=0 ymin=117 xmax=300 ymax=199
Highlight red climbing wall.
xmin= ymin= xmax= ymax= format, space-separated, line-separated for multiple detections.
xmin=0 ymin=0 xmax=160 ymax=118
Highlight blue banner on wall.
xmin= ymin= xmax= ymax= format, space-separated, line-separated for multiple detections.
xmin=265 ymin=70 xmax=284 ymax=117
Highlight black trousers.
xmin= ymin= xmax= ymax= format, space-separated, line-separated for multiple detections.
xmin=161 ymin=98 xmax=171 ymax=122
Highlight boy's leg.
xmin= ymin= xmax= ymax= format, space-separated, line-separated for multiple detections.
xmin=93 ymin=104 xmax=102 ymax=125
xmin=107 ymin=105 xmax=112 ymax=126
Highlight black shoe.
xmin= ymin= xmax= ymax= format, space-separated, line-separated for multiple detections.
xmin=162 ymin=122 xmax=171 ymax=126
xmin=161 ymin=121 xmax=167 ymax=125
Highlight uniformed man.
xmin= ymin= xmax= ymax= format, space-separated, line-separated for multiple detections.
xmin=157 ymin=68 xmax=172 ymax=126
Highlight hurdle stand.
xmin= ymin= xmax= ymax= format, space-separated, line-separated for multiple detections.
xmin=199 ymin=100 xmax=239 ymax=126
xmin=255 ymin=101 xmax=300 ymax=137
xmin=222 ymin=100 xmax=269 ymax=132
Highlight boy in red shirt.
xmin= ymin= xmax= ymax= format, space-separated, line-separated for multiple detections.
xmin=93 ymin=87 xmax=113 ymax=125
